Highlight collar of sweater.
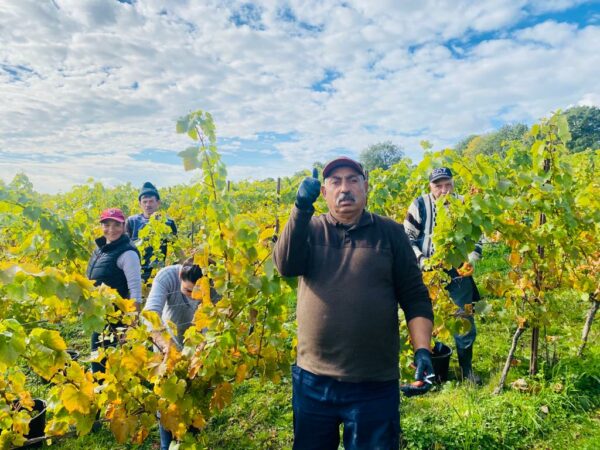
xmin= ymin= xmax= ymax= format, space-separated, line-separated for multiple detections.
xmin=94 ymin=234 xmax=131 ymax=251
xmin=325 ymin=210 xmax=373 ymax=229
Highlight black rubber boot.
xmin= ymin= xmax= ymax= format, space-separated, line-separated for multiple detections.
xmin=457 ymin=346 xmax=481 ymax=384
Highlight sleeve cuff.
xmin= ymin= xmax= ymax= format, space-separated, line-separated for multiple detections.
xmin=468 ymin=251 xmax=481 ymax=264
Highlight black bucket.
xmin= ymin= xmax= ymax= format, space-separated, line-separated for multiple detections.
xmin=431 ymin=342 xmax=452 ymax=383
xmin=19 ymin=399 xmax=46 ymax=449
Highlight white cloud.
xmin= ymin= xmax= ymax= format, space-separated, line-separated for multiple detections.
xmin=515 ymin=20 xmax=578 ymax=45
xmin=577 ymin=93 xmax=600 ymax=107
xmin=1 ymin=0 xmax=599 ymax=193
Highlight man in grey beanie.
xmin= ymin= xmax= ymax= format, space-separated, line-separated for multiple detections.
xmin=125 ymin=182 xmax=177 ymax=283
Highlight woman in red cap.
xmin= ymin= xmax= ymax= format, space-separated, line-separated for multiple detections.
xmin=86 ymin=208 xmax=142 ymax=374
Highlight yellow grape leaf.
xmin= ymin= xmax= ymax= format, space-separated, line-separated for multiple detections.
xmin=193 ymin=245 xmax=210 ymax=266
xmin=113 ymin=296 xmax=136 ymax=313
xmin=235 ymin=363 xmax=248 ymax=383
xmin=121 ymin=344 xmax=148 ymax=372
xmin=65 ymin=362 xmax=93 ymax=390
xmin=45 ymin=418 xmax=71 ymax=437
xmin=110 ymin=413 xmax=137 ymax=444
xmin=71 ymin=272 xmax=95 ymax=290
xmin=517 ymin=317 xmax=527 ymax=329
xmin=160 ymin=403 xmax=187 ymax=440
xmin=259 ymin=227 xmax=275 ymax=241
xmin=200 ymin=277 xmax=211 ymax=305
xmin=192 ymin=411 xmax=206 ymax=429
xmin=16 ymin=392 xmax=34 ymax=411
xmin=104 ymin=402 xmax=119 ymax=420
xmin=509 ymin=252 xmax=521 ymax=266
xmin=270 ymin=373 xmax=282 ymax=384
xmin=12 ymin=410 xmax=31 ymax=436
xmin=457 ymin=263 xmax=474 ymax=277
xmin=193 ymin=309 xmax=212 ymax=330
xmin=188 ymin=345 xmax=206 ymax=379
xmin=8 ymin=371 xmax=28 ymax=390
xmin=225 ymin=260 xmax=243 ymax=277
xmin=60 ymin=384 xmax=91 ymax=414
xmin=132 ymin=426 xmax=149 ymax=444
xmin=191 ymin=282 xmax=203 ymax=301
xmin=210 ymin=382 xmax=233 ymax=412
xmin=29 ymin=328 xmax=67 ymax=351
xmin=43 ymin=295 xmax=70 ymax=318
xmin=220 ymin=226 xmax=235 ymax=241
xmin=164 ymin=345 xmax=182 ymax=372
xmin=141 ymin=310 xmax=164 ymax=330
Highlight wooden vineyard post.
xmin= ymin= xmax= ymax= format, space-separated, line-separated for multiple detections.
xmin=495 ymin=325 xmax=526 ymax=394
xmin=530 ymin=157 xmax=550 ymax=376
xmin=578 ymin=294 xmax=599 ymax=356
xmin=275 ymin=177 xmax=281 ymax=238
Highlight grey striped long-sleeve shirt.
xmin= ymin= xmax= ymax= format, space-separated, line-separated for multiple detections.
xmin=404 ymin=193 xmax=482 ymax=266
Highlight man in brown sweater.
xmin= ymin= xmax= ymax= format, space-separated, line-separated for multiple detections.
xmin=273 ymin=156 xmax=434 ymax=450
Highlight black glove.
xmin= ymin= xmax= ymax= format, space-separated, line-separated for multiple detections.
xmin=295 ymin=168 xmax=321 ymax=210
xmin=414 ymin=348 xmax=435 ymax=385
xmin=400 ymin=382 xmax=430 ymax=397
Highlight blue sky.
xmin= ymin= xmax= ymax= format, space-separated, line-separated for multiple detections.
xmin=1 ymin=0 xmax=599 ymax=193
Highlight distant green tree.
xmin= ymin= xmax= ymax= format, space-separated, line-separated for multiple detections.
xmin=455 ymin=135 xmax=478 ymax=154
xmin=293 ymin=161 xmax=324 ymax=178
xmin=564 ymin=106 xmax=600 ymax=152
xmin=456 ymin=123 xmax=530 ymax=158
xmin=359 ymin=141 xmax=404 ymax=171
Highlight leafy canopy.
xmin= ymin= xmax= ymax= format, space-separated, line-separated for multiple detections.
xmin=359 ymin=141 xmax=404 ymax=171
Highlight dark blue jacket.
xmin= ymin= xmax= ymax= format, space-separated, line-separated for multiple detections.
xmin=86 ymin=234 xmax=140 ymax=299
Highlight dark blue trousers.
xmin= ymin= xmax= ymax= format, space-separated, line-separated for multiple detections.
xmin=292 ymin=365 xmax=401 ymax=450
xmin=158 ymin=423 xmax=172 ymax=450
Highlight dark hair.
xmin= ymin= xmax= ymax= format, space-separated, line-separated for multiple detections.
xmin=180 ymin=258 xmax=203 ymax=283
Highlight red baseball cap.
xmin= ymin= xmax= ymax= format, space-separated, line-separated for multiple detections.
xmin=99 ymin=208 xmax=126 ymax=223
xmin=322 ymin=156 xmax=365 ymax=179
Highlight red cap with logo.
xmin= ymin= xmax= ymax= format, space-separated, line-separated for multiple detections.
xmin=99 ymin=208 xmax=126 ymax=223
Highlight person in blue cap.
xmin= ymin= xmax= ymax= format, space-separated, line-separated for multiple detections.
xmin=125 ymin=182 xmax=177 ymax=283
xmin=404 ymin=167 xmax=482 ymax=383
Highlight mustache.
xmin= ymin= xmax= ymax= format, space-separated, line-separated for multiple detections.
xmin=336 ymin=193 xmax=356 ymax=205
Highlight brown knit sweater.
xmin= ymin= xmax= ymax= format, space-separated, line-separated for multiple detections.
xmin=273 ymin=206 xmax=433 ymax=382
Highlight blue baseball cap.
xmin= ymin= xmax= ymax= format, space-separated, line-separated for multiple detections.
xmin=429 ymin=167 xmax=453 ymax=182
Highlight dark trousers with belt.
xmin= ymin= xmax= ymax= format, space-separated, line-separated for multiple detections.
xmin=292 ymin=365 xmax=401 ymax=450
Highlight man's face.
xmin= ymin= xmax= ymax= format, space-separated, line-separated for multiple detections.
xmin=321 ymin=166 xmax=368 ymax=220
xmin=429 ymin=178 xmax=454 ymax=199
xmin=140 ymin=195 xmax=160 ymax=217
xmin=101 ymin=219 xmax=125 ymax=243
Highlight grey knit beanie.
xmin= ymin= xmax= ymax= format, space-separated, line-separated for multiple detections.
xmin=138 ymin=181 xmax=160 ymax=200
